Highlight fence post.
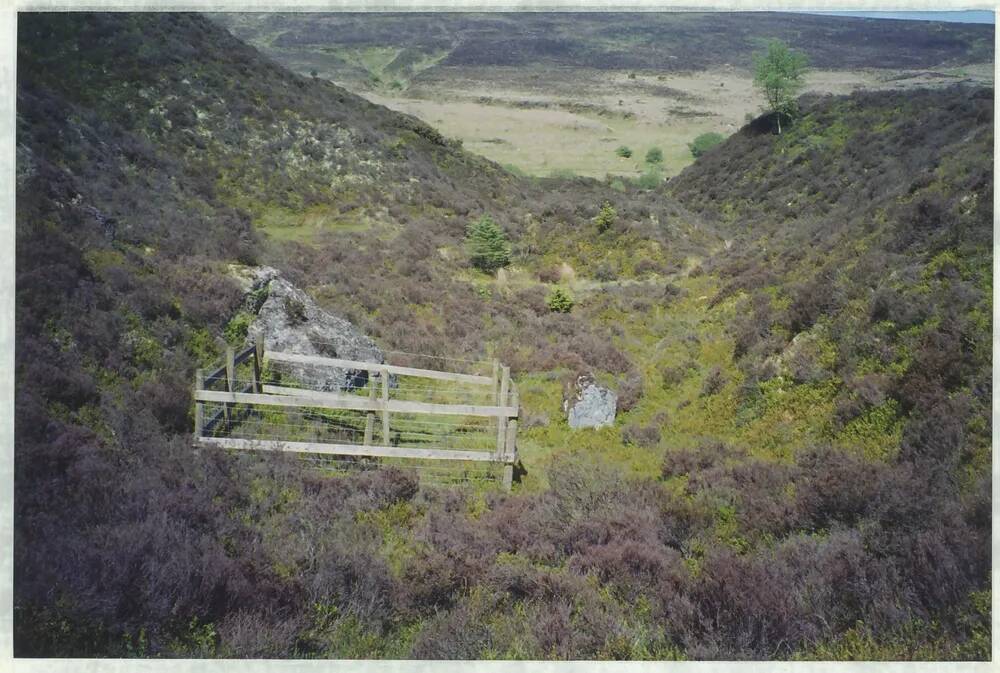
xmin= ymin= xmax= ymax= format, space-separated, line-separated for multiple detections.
xmin=364 ymin=372 xmax=376 ymax=445
xmin=381 ymin=366 xmax=390 ymax=444
xmin=225 ymin=347 xmax=235 ymax=427
xmin=194 ymin=369 xmax=205 ymax=440
xmin=492 ymin=359 xmax=500 ymax=404
xmin=509 ymin=382 xmax=519 ymax=462
xmin=502 ymin=419 xmax=517 ymax=492
xmin=495 ymin=365 xmax=510 ymax=459
xmin=252 ymin=332 xmax=264 ymax=393
xmin=502 ymin=381 xmax=519 ymax=491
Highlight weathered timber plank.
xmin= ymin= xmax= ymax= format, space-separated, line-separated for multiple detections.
xmin=205 ymin=363 xmax=227 ymax=388
xmin=252 ymin=386 xmax=518 ymax=418
xmin=224 ymin=348 xmax=235 ymax=425
xmin=505 ymin=419 xmax=518 ymax=462
xmin=263 ymin=384 xmax=368 ymax=401
xmin=381 ymin=367 xmax=390 ymax=444
xmin=194 ymin=369 xmax=205 ymax=438
xmin=266 ymin=351 xmax=492 ymax=385
xmin=502 ymin=464 xmax=513 ymax=492
xmin=252 ymin=335 xmax=263 ymax=393
xmin=496 ymin=365 xmax=510 ymax=456
xmin=385 ymin=398 xmax=517 ymax=418
xmin=203 ymin=389 xmax=375 ymax=413
xmin=364 ymin=379 xmax=376 ymax=445
xmin=233 ymin=344 xmax=256 ymax=367
xmin=198 ymin=436 xmax=497 ymax=462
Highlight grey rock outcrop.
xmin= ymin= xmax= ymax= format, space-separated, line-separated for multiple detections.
xmin=230 ymin=264 xmax=384 ymax=391
xmin=229 ymin=263 xmax=281 ymax=297
xmin=563 ymin=374 xmax=617 ymax=429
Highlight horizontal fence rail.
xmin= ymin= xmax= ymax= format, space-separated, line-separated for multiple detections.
xmin=194 ymin=334 xmax=519 ymax=489
xmin=194 ymin=389 xmax=519 ymax=419
xmin=266 ymin=351 xmax=494 ymax=386
xmin=200 ymin=437 xmax=498 ymax=462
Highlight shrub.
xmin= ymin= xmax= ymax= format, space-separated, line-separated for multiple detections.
xmin=545 ymin=288 xmax=574 ymax=313
xmin=700 ymin=366 xmax=727 ymax=396
xmin=282 ymin=297 xmax=307 ymax=325
xmin=794 ymin=446 xmax=883 ymax=528
xmin=662 ymin=283 xmax=683 ymax=303
xmin=658 ymin=363 xmax=688 ymax=388
xmin=645 ymin=147 xmax=664 ymax=165
xmin=465 ymin=214 xmax=511 ymax=273
xmin=223 ymin=311 xmax=253 ymax=346
xmin=594 ymin=262 xmax=618 ymax=282
xmin=537 ymin=265 xmax=562 ymax=284
xmin=731 ymin=293 xmax=777 ymax=359
xmin=594 ymin=201 xmax=617 ymax=233
xmin=616 ymin=370 xmax=644 ymax=412
xmin=688 ymin=132 xmax=725 ymax=158
xmin=662 ymin=441 xmax=737 ymax=479
xmin=787 ymin=273 xmax=842 ymax=333
xmin=636 ymin=167 xmax=663 ymax=190
xmin=621 ymin=422 xmax=661 ymax=447
xmin=615 ymin=145 xmax=633 ymax=158
xmin=634 ymin=257 xmax=662 ymax=276
xmin=137 ymin=376 xmax=191 ymax=434
xmin=869 ymin=285 xmax=921 ymax=328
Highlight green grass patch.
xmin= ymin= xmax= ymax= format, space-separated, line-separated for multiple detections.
xmin=255 ymin=204 xmax=372 ymax=245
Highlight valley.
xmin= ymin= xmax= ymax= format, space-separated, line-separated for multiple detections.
xmin=215 ymin=12 xmax=993 ymax=178
xmin=11 ymin=11 xmax=994 ymax=662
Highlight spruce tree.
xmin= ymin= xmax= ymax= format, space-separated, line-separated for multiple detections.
xmin=466 ymin=214 xmax=511 ymax=273
xmin=594 ymin=201 xmax=617 ymax=233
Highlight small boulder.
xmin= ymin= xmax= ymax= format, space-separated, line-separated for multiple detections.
xmin=563 ymin=374 xmax=617 ymax=429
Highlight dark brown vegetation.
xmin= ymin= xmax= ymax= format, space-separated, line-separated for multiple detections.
xmin=215 ymin=11 xmax=993 ymax=85
xmin=14 ymin=12 xmax=992 ymax=660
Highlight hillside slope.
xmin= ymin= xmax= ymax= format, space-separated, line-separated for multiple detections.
xmin=14 ymin=12 xmax=992 ymax=661
xmin=216 ymin=12 xmax=994 ymax=79
xmin=15 ymin=11 xmax=712 ymax=656
xmin=212 ymin=12 xmax=993 ymax=182
xmin=668 ymin=88 xmax=992 ymax=449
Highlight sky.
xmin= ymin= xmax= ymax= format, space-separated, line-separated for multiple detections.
xmin=800 ymin=10 xmax=994 ymax=24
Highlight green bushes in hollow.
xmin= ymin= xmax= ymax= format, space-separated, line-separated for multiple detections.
xmin=636 ymin=168 xmax=663 ymax=190
xmin=688 ymin=132 xmax=725 ymax=157
xmin=223 ymin=311 xmax=253 ymax=346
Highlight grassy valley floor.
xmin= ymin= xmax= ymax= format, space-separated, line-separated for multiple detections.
xmin=364 ymin=64 xmax=993 ymax=178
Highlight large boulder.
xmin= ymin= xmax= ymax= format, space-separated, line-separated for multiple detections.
xmin=563 ymin=374 xmax=617 ymax=429
xmin=230 ymin=264 xmax=384 ymax=391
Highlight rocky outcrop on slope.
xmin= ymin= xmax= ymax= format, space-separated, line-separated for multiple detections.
xmin=563 ymin=374 xmax=617 ymax=429
xmin=230 ymin=264 xmax=384 ymax=391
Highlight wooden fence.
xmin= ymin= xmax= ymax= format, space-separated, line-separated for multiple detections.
xmin=193 ymin=334 xmax=520 ymax=489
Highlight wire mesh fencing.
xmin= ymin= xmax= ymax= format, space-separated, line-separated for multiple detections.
xmin=194 ymin=341 xmax=518 ymax=489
